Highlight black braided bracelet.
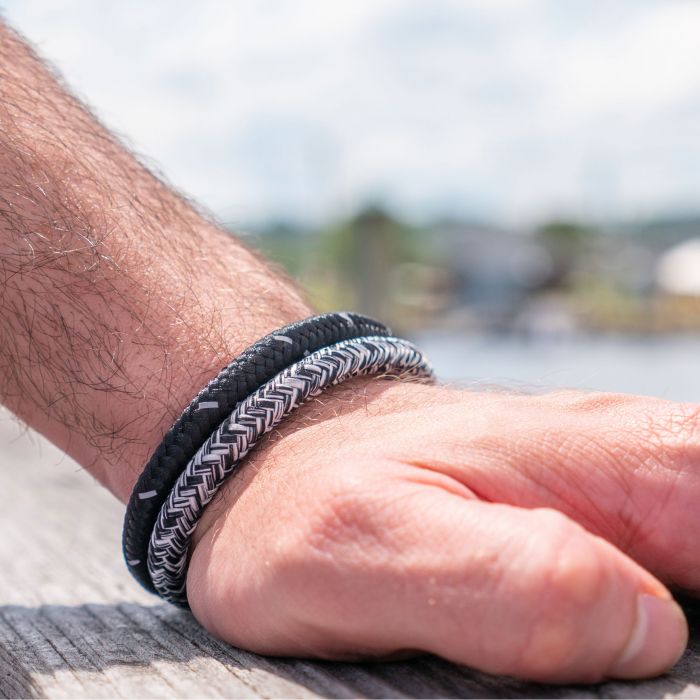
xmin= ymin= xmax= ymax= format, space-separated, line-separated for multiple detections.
xmin=148 ymin=336 xmax=433 ymax=604
xmin=122 ymin=312 xmax=391 ymax=593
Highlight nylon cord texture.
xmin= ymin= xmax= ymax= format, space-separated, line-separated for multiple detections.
xmin=147 ymin=335 xmax=434 ymax=604
xmin=123 ymin=312 xmax=391 ymax=593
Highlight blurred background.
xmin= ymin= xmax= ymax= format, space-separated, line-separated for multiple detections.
xmin=4 ymin=0 xmax=700 ymax=400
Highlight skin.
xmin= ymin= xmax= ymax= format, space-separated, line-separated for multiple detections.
xmin=0 ymin=21 xmax=692 ymax=683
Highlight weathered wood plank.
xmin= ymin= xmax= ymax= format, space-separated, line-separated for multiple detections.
xmin=1 ymin=410 xmax=699 ymax=698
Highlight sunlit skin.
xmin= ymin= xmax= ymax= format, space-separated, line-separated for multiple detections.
xmin=0 ymin=22 xmax=691 ymax=683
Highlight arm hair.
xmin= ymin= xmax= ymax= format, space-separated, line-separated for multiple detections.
xmin=0 ymin=22 xmax=310 ymax=498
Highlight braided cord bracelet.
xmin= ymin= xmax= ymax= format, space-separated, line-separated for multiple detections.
xmin=148 ymin=335 xmax=434 ymax=604
xmin=123 ymin=312 xmax=390 ymax=593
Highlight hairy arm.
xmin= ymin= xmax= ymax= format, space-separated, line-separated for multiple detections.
xmin=0 ymin=22 xmax=309 ymax=499
xmin=0 ymin=21 xmax=694 ymax=684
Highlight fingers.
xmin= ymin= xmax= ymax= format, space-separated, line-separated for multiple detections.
xmin=189 ymin=468 xmax=687 ymax=683
xmin=422 ymin=390 xmax=700 ymax=591
xmin=370 ymin=493 xmax=687 ymax=682
xmin=183 ymin=382 xmax=696 ymax=683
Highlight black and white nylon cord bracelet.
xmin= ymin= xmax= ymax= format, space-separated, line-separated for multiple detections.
xmin=123 ymin=312 xmax=392 ymax=593
xmin=147 ymin=335 xmax=434 ymax=605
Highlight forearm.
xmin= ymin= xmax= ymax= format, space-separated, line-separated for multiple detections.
xmin=2 ymin=23 xmax=696 ymax=685
xmin=0 ymin=23 xmax=310 ymax=500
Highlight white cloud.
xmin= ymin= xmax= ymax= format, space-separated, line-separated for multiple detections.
xmin=1 ymin=0 xmax=699 ymax=226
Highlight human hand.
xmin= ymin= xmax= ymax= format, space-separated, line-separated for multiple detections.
xmin=186 ymin=379 xmax=692 ymax=684
xmin=0 ymin=21 xmax=689 ymax=686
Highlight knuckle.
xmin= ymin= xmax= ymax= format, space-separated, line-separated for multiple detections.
xmin=296 ymin=465 xmax=395 ymax=564
xmin=268 ymin=465 xmax=405 ymax=635
xmin=648 ymin=402 xmax=700 ymax=446
xmin=513 ymin=509 xmax=607 ymax=678
xmin=521 ymin=509 xmax=604 ymax=602
xmin=561 ymin=390 xmax=638 ymax=414
xmin=629 ymin=402 xmax=700 ymax=481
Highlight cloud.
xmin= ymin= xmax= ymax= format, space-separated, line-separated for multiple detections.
xmin=2 ymin=0 xmax=699 ymax=227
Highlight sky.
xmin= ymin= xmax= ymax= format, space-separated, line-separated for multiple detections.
xmin=1 ymin=0 xmax=700 ymax=229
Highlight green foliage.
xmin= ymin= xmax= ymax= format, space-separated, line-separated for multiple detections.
xmin=245 ymin=205 xmax=434 ymax=317
xmin=536 ymin=220 xmax=590 ymax=248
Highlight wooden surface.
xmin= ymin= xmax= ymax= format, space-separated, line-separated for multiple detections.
xmin=2 ymin=412 xmax=700 ymax=699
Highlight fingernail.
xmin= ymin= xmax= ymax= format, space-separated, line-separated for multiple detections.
xmin=608 ymin=593 xmax=688 ymax=679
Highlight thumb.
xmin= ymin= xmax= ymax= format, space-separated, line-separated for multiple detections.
xmin=309 ymin=486 xmax=690 ymax=683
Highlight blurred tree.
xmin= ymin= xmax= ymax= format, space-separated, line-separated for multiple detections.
xmin=536 ymin=220 xmax=592 ymax=288
xmin=245 ymin=205 xmax=450 ymax=330
xmin=353 ymin=204 xmax=394 ymax=320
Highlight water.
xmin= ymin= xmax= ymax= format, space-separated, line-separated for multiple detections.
xmin=415 ymin=332 xmax=700 ymax=403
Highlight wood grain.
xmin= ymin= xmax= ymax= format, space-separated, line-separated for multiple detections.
xmin=1 ymin=411 xmax=699 ymax=698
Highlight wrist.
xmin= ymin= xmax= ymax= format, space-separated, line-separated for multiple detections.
xmin=102 ymin=292 xmax=312 ymax=501
xmin=189 ymin=376 xmax=439 ymax=554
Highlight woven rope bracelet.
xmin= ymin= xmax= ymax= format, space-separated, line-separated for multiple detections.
xmin=148 ymin=335 xmax=434 ymax=605
xmin=123 ymin=312 xmax=390 ymax=593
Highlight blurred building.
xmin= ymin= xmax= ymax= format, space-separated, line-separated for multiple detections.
xmin=656 ymin=238 xmax=700 ymax=296
xmin=434 ymin=221 xmax=554 ymax=331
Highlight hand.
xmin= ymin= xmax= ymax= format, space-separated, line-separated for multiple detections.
xmin=186 ymin=379 xmax=692 ymax=683
xmin=0 ymin=21 xmax=688 ymax=686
